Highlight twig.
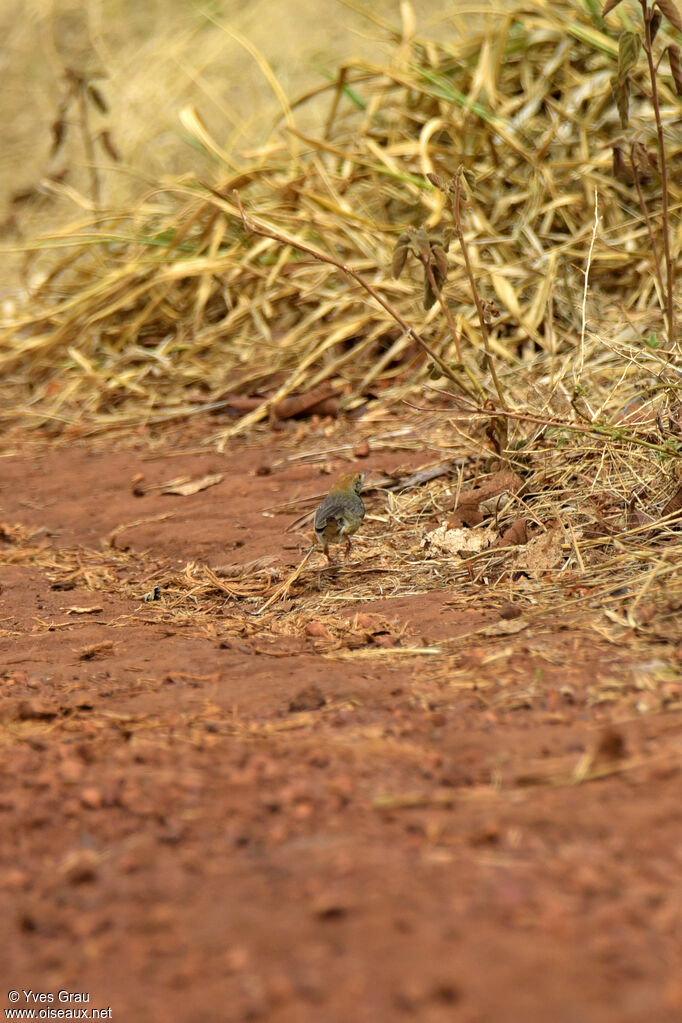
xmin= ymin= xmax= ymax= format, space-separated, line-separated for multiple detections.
xmin=245 ymin=546 xmax=315 ymax=616
xmin=576 ymin=188 xmax=599 ymax=382
xmin=325 ymin=65 xmax=348 ymax=140
xmin=412 ymin=239 xmax=486 ymax=400
xmin=108 ymin=511 xmax=176 ymax=548
xmin=630 ymin=141 xmax=666 ymax=312
xmin=435 ymin=169 xmax=507 ymax=409
xmin=413 ymin=236 xmax=463 ymax=362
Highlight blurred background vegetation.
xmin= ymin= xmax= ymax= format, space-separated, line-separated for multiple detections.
xmin=2 ymin=0 xmax=462 ymax=257
xmin=1 ymin=0 xmax=680 ymax=464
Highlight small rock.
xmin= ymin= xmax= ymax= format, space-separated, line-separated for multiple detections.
xmin=596 ymin=727 xmax=626 ymax=761
xmin=499 ymin=601 xmax=523 ymax=620
xmin=80 ymin=787 xmax=103 ymax=809
xmin=311 ymin=892 xmax=350 ymax=920
xmin=60 ymin=850 xmax=99 ymax=885
xmin=371 ymin=633 xmax=397 ymax=648
xmin=288 ymin=686 xmax=326 ymax=712
xmin=305 ymin=621 xmax=332 ymax=640
xmin=131 ymin=472 xmax=145 ymax=497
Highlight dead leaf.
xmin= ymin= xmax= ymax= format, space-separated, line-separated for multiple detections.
xmin=669 ymin=44 xmax=682 ymax=96
xmin=447 ymin=505 xmax=483 ymax=528
xmin=657 ymin=0 xmax=682 ymax=33
xmin=494 ymin=518 xmax=528 ymax=547
xmin=272 ymin=383 xmax=339 ymax=420
xmin=162 ymin=473 xmax=224 ymax=497
xmin=64 ymin=606 xmax=104 ymax=615
xmin=450 ymin=470 xmax=523 ymax=527
xmin=661 ymin=483 xmax=682 ymax=519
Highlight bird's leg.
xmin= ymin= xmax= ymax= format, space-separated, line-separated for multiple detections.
xmin=344 ymin=537 xmax=352 ymax=560
xmin=324 ymin=543 xmax=335 ymax=565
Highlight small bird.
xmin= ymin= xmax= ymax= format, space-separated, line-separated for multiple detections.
xmin=314 ymin=472 xmax=366 ymax=563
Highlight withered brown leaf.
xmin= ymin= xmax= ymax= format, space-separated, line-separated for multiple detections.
xmin=656 ymin=0 xmax=682 ymax=33
xmin=423 ymin=277 xmax=436 ymax=310
xmin=430 ymin=242 xmax=449 ymax=283
xmin=661 ymin=483 xmax=682 ymax=518
xmin=632 ymin=140 xmax=659 ymax=181
xmin=669 ymin=43 xmax=682 ymax=95
xmin=650 ymin=9 xmax=663 ymax=40
xmin=99 ymin=130 xmax=121 ymax=162
xmin=51 ymin=119 xmax=67 ymax=156
xmin=422 ymin=239 xmax=449 ymax=310
xmin=612 ymin=74 xmax=630 ymax=128
xmin=86 ymin=83 xmax=109 ymax=114
xmin=392 ymin=233 xmax=412 ymax=279
xmin=612 ymin=145 xmax=631 ymax=183
xmin=426 ymin=171 xmax=445 ymax=190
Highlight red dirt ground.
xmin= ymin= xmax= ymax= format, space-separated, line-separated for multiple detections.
xmin=1 ymin=425 xmax=681 ymax=1023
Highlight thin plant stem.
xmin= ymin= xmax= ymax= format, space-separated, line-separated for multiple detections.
xmin=76 ymin=77 xmax=101 ymax=208
xmin=414 ymin=240 xmax=463 ymax=362
xmin=641 ymin=0 xmax=676 ymax=348
xmin=413 ymin=239 xmax=487 ymax=401
xmin=443 ymin=169 xmax=507 ymax=409
xmin=576 ymin=188 xmax=599 ymax=385
xmin=422 ymin=259 xmax=487 ymax=401
xmin=630 ymin=141 xmax=666 ymax=311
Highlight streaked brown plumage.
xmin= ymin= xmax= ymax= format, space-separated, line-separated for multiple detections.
xmin=314 ymin=472 xmax=365 ymax=563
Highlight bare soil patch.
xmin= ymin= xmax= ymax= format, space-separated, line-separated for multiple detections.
xmin=1 ymin=425 xmax=681 ymax=1022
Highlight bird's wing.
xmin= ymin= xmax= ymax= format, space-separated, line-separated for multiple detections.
xmin=314 ymin=495 xmax=342 ymax=531
xmin=315 ymin=510 xmax=345 ymax=533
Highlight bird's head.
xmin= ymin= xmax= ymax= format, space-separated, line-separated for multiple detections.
xmin=331 ymin=472 xmax=365 ymax=496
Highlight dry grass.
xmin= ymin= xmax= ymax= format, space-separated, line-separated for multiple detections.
xmin=1 ymin=0 xmax=682 ymax=624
